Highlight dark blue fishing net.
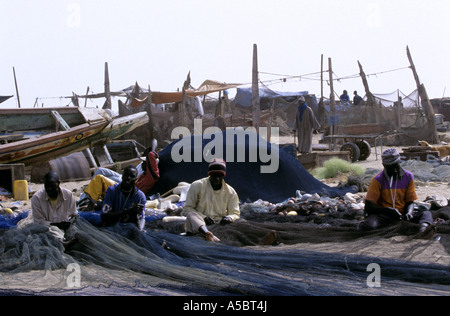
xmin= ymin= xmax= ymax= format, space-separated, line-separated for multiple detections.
xmin=0 ymin=216 xmax=449 ymax=296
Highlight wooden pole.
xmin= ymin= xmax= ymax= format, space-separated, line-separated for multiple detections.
xmin=252 ymin=43 xmax=261 ymax=129
xmin=84 ymin=87 xmax=90 ymax=107
xmin=146 ymin=84 xmax=155 ymax=142
xmin=268 ymin=99 xmax=275 ymax=142
xmin=357 ymin=61 xmax=376 ymax=107
xmin=406 ymin=46 xmax=438 ymax=143
xmin=358 ymin=60 xmax=378 ymax=123
xmin=103 ymin=62 xmax=112 ymax=110
xmin=318 ymin=54 xmax=326 ymax=126
xmin=12 ymin=67 xmax=21 ymax=108
xmin=328 ymin=58 xmax=335 ymax=137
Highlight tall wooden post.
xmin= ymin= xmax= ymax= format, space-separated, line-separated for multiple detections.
xmin=146 ymin=84 xmax=155 ymax=141
xmin=358 ymin=60 xmax=378 ymax=123
xmin=103 ymin=62 xmax=112 ymax=110
xmin=252 ymin=44 xmax=261 ymax=129
xmin=12 ymin=67 xmax=21 ymax=108
xmin=406 ymin=46 xmax=438 ymax=143
xmin=357 ymin=61 xmax=376 ymax=107
xmin=84 ymin=86 xmax=90 ymax=107
xmin=328 ymin=58 xmax=335 ymax=137
xmin=318 ymin=54 xmax=326 ymax=126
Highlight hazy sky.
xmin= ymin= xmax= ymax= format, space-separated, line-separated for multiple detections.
xmin=1 ymin=0 xmax=450 ymax=108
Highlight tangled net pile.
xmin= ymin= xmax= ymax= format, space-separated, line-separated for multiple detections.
xmin=1 ymin=202 xmax=449 ymax=296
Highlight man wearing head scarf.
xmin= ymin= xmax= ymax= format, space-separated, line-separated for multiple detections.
xmin=182 ymin=159 xmax=240 ymax=242
xmin=360 ymin=148 xmax=433 ymax=232
xmin=294 ymin=96 xmax=320 ymax=154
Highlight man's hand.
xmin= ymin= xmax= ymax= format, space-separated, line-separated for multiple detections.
xmin=220 ymin=216 xmax=233 ymax=225
xmin=404 ymin=203 xmax=415 ymax=221
xmin=204 ymin=217 xmax=215 ymax=226
xmin=124 ymin=204 xmax=144 ymax=216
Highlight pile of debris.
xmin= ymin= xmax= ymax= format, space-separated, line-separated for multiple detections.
xmin=239 ymin=191 xmax=366 ymax=226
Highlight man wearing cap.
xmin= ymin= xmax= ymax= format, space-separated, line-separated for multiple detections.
xmin=360 ymin=148 xmax=433 ymax=232
xmin=182 ymin=159 xmax=240 ymax=242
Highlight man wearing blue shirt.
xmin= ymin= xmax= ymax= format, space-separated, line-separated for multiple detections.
xmin=101 ymin=165 xmax=146 ymax=231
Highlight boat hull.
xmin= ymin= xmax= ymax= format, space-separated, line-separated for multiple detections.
xmin=0 ymin=109 xmax=148 ymax=165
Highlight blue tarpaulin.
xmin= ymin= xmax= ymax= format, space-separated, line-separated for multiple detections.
xmin=232 ymin=85 xmax=309 ymax=109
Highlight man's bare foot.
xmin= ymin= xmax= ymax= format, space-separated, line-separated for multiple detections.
xmin=205 ymin=231 xmax=220 ymax=242
xmin=258 ymin=230 xmax=278 ymax=246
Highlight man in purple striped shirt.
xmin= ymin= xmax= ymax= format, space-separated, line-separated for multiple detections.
xmin=359 ymin=148 xmax=433 ymax=233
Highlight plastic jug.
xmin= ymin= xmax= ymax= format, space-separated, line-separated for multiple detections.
xmin=14 ymin=180 xmax=29 ymax=201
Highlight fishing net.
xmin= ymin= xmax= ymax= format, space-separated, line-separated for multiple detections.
xmin=1 ymin=209 xmax=449 ymax=296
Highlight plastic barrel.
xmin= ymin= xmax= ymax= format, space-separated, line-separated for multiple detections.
xmin=14 ymin=180 xmax=29 ymax=201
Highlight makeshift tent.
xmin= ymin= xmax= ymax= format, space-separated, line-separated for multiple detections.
xmin=150 ymin=129 xmax=357 ymax=203
xmin=231 ymin=85 xmax=319 ymax=130
xmin=72 ymin=80 xmax=242 ymax=105
xmin=371 ymin=89 xmax=420 ymax=108
xmin=231 ymin=84 xmax=314 ymax=108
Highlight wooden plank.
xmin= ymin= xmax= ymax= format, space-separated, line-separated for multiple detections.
xmin=51 ymin=110 xmax=71 ymax=131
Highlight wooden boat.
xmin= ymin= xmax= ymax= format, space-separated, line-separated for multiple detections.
xmin=0 ymin=107 xmax=148 ymax=165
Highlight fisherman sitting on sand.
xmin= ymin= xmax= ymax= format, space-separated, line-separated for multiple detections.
xmin=181 ymin=159 xmax=240 ymax=242
xmin=359 ymin=148 xmax=433 ymax=234
xmin=31 ymin=171 xmax=78 ymax=249
xmin=100 ymin=165 xmax=147 ymax=231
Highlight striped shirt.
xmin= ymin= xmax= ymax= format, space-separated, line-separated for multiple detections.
xmin=365 ymin=169 xmax=417 ymax=214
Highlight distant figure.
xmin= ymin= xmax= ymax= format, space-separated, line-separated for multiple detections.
xmin=294 ymin=96 xmax=320 ymax=154
xmin=340 ymin=90 xmax=351 ymax=107
xmin=353 ymin=91 xmax=363 ymax=106
xmin=340 ymin=90 xmax=350 ymax=102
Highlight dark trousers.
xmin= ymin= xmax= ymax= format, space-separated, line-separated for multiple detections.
xmin=359 ymin=210 xmax=433 ymax=231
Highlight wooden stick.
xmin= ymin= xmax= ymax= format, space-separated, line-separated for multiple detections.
xmin=12 ymin=67 xmax=21 ymax=108
xmin=160 ymin=188 xmax=176 ymax=198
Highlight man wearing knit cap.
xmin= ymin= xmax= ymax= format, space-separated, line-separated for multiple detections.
xmin=182 ymin=158 xmax=240 ymax=242
xmin=360 ymin=148 xmax=433 ymax=233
